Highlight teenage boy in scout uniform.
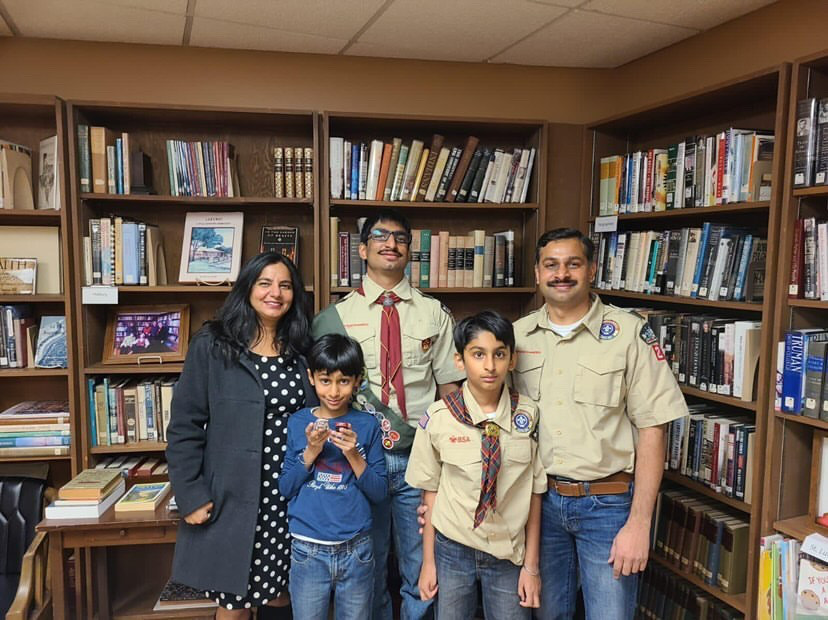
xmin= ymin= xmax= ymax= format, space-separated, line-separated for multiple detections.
xmin=407 ymin=310 xmax=545 ymax=620
xmin=312 ymin=208 xmax=463 ymax=620
xmin=511 ymin=228 xmax=688 ymax=619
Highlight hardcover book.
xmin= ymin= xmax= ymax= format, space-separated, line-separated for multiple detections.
xmin=58 ymin=468 xmax=123 ymax=501
xmin=114 ymin=481 xmax=171 ymax=512
xmin=260 ymin=226 xmax=299 ymax=264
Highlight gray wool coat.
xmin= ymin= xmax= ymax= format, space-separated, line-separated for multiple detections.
xmin=166 ymin=331 xmax=318 ymax=596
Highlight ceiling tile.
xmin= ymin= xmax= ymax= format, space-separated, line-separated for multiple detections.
xmin=90 ymin=0 xmax=189 ymax=15
xmin=194 ymin=0 xmax=385 ymax=41
xmin=492 ymin=9 xmax=696 ymax=67
xmin=581 ymin=0 xmax=776 ymax=30
xmin=190 ymin=17 xmax=347 ymax=54
xmin=5 ymin=0 xmax=185 ymax=44
xmin=350 ymin=0 xmax=569 ymax=63
xmin=529 ymin=0 xmax=590 ymax=7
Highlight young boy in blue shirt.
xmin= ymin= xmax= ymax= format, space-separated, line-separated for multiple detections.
xmin=406 ymin=311 xmax=546 ymax=619
xmin=279 ymin=334 xmax=387 ymax=620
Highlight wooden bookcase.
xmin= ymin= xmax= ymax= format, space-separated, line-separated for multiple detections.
xmin=0 ymin=94 xmax=79 ymax=487
xmin=320 ymin=112 xmax=547 ymax=320
xmin=580 ymin=65 xmax=791 ymax=617
xmin=62 ymin=101 xmax=319 ymax=618
xmin=762 ymin=50 xmax=828 ymax=552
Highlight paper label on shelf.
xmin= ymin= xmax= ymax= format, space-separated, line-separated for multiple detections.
xmin=802 ymin=533 xmax=828 ymax=563
xmin=82 ymin=286 xmax=118 ymax=305
xmin=594 ymin=216 xmax=618 ymax=233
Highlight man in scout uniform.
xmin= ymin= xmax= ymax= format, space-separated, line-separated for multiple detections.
xmin=407 ymin=310 xmax=544 ymax=620
xmin=313 ymin=208 xmax=463 ymax=620
xmin=511 ymin=228 xmax=688 ymax=619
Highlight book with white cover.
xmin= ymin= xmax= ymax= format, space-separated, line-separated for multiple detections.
xmin=44 ymin=480 xmax=125 ymax=519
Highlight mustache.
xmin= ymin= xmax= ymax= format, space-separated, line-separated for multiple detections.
xmin=546 ymin=279 xmax=576 ymax=287
xmin=379 ymin=250 xmax=402 ymax=257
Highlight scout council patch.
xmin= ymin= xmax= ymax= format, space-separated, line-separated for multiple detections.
xmin=600 ymin=320 xmax=619 ymax=340
xmin=513 ymin=412 xmax=531 ymax=433
xmin=640 ymin=323 xmax=658 ymax=345
xmin=421 ymin=338 xmax=432 ymax=353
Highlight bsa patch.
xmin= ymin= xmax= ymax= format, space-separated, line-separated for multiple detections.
xmin=513 ymin=412 xmax=531 ymax=433
xmin=652 ymin=343 xmax=666 ymax=361
xmin=419 ymin=412 xmax=430 ymax=429
xmin=639 ymin=324 xmax=658 ymax=345
xmin=421 ymin=337 xmax=432 ymax=352
xmin=600 ymin=320 xmax=619 ymax=340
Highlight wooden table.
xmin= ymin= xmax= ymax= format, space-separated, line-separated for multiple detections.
xmin=37 ymin=502 xmax=181 ymax=620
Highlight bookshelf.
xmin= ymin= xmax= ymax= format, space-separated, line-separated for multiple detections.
xmin=320 ymin=112 xmax=548 ymax=321
xmin=0 ymin=94 xmax=79 ymax=486
xmin=580 ymin=66 xmax=791 ymax=618
xmin=762 ymin=49 xmax=828 ymax=551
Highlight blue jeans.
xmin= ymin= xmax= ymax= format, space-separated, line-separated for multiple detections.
xmin=289 ymin=533 xmax=374 ymax=620
xmin=435 ymin=530 xmax=530 ymax=620
xmin=538 ymin=484 xmax=638 ymax=620
xmin=371 ymin=450 xmax=433 ymax=620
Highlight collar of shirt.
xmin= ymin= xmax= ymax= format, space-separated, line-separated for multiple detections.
xmin=461 ymin=382 xmax=511 ymax=430
xmin=361 ymin=273 xmax=414 ymax=306
xmin=531 ymin=294 xmax=605 ymax=341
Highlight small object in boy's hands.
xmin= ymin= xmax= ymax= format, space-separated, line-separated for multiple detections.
xmin=335 ymin=421 xmax=352 ymax=431
xmin=313 ymin=419 xmax=329 ymax=432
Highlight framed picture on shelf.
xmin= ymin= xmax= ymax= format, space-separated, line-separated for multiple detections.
xmin=178 ymin=211 xmax=244 ymax=284
xmin=0 ymin=257 xmax=37 ymax=294
xmin=103 ymin=304 xmax=189 ymax=365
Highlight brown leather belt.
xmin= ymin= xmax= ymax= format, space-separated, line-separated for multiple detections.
xmin=547 ymin=471 xmax=633 ymax=497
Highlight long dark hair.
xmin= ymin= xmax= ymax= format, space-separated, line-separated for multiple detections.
xmin=204 ymin=252 xmax=312 ymax=362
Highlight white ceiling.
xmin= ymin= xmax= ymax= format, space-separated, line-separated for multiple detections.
xmin=0 ymin=0 xmax=777 ymax=68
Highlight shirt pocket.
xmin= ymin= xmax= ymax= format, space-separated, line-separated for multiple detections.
xmin=442 ymin=445 xmax=482 ymax=484
xmin=573 ymin=354 xmax=625 ymax=408
xmin=505 ymin=438 xmax=532 ymax=463
xmin=350 ymin=327 xmax=378 ymax=370
xmin=513 ymin=354 xmax=544 ymax=401
xmin=403 ymin=322 xmax=440 ymax=367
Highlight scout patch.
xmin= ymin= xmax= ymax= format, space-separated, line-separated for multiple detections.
xmin=513 ymin=412 xmax=531 ymax=433
xmin=421 ymin=337 xmax=432 ymax=352
xmin=652 ymin=343 xmax=666 ymax=361
xmin=600 ymin=320 xmax=619 ymax=340
xmin=639 ymin=323 xmax=658 ymax=345
xmin=419 ymin=412 xmax=430 ymax=429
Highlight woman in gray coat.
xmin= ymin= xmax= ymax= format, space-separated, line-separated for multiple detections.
xmin=167 ymin=252 xmax=318 ymax=619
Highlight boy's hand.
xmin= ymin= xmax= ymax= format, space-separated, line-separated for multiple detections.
xmin=417 ymin=502 xmax=428 ymax=534
xmin=518 ymin=567 xmax=541 ymax=608
xmin=418 ymin=561 xmax=438 ymax=600
xmin=330 ymin=425 xmax=359 ymax=457
xmin=304 ymin=422 xmax=330 ymax=466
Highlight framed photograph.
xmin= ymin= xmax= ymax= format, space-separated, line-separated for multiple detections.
xmin=178 ymin=211 xmax=244 ymax=283
xmin=0 ymin=257 xmax=37 ymax=294
xmin=103 ymin=305 xmax=189 ymax=365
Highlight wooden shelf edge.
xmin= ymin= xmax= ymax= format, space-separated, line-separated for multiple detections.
xmin=84 ymin=364 xmax=183 ymax=375
xmin=0 ymin=209 xmax=62 ymax=224
xmin=594 ymin=288 xmax=763 ymax=311
xmin=793 ymin=186 xmax=828 ymax=198
xmin=587 ymin=201 xmax=770 ymax=222
xmin=80 ymin=193 xmax=312 ymax=206
xmin=662 ymin=470 xmax=752 ymax=513
xmin=330 ymin=199 xmax=538 ymax=210
xmin=91 ymin=442 xmax=168 ymax=454
xmin=331 ymin=286 xmax=536 ymax=294
xmin=649 ymin=555 xmax=747 ymax=612
xmin=679 ymin=385 xmax=757 ymax=411
xmin=0 ymin=455 xmax=72 ymax=463
xmin=775 ymin=411 xmax=828 ymax=431
xmin=773 ymin=515 xmax=828 ymax=540
xmin=0 ymin=368 xmax=70 ymax=377
xmin=114 ymin=285 xmax=314 ymax=293
xmin=0 ymin=294 xmax=65 ymax=303
xmin=789 ymin=298 xmax=828 ymax=309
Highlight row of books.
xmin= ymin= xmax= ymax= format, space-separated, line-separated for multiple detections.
xmin=0 ymin=136 xmax=60 ymax=210
xmin=778 ymin=328 xmax=828 ymax=419
xmin=77 ymin=125 xmax=135 ymax=195
xmin=165 ymin=139 xmax=239 ymax=198
xmin=755 ymin=533 xmax=801 ymax=620
xmin=0 ymin=308 xmax=67 ymax=369
xmin=329 ymin=134 xmax=535 ymax=204
xmin=793 ymin=97 xmax=828 ymax=187
xmin=272 ymin=146 xmax=313 ymax=199
xmin=665 ymin=404 xmax=756 ymax=503
xmin=95 ymin=454 xmax=169 ymax=478
xmin=638 ymin=564 xmax=744 ymax=619
xmin=597 ymin=129 xmax=774 ymax=215
xmin=0 ymin=401 xmax=70 ymax=458
xmin=788 ymin=217 xmax=828 ymax=300
xmin=593 ymin=226 xmax=768 ymax=302
xmin=84 ymin=217 xmax=166 ymax=287
xmin=642 ymin=310 xmax=761 ymax=402
xmin=87 ymin=375 xmax=178 ymax=447
xmin=653 ymin=490 xmax=750 ymax=595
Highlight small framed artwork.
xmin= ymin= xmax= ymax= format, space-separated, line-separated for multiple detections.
xmin=103 ymin=304 xmax=190 ymax=365
xmin=178 ymin=211 xmax=244 ymax=284
xmin=0 ymin=257 xmax=37 ymax=294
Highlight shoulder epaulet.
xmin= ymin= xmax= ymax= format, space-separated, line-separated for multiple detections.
xmin=607 ymin=304 xmax=646 ymax=322
xmin=417 ymin=289 xmax=454 ymax=318
xmin=335 ymin=289 xmax=359 ymax=304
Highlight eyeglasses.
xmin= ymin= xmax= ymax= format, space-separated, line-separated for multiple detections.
xmin=367 ymin=228 xmax=412 ymax=245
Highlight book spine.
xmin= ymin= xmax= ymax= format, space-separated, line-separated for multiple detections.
xmin=794 ymin=98 xmax=818 ymax=187
xmin=338 ymin=232 xmax=350 ymax=287
xmin=273 ymin=147 xmax=284 ymax=198
xmin=419 ymin=230 xmax=432 ymax=288
xmin=435 ymin=147 xmax=461 ymax=202
xmin=284 ymin=147 xmax=295 ymax=198
xmin=78 ymin=124 xmax=91 ymax=192
xmin=782 ymin=331 xmax=807 ymax=413
xmin=294 ymin=146 xmax=305 ymax=200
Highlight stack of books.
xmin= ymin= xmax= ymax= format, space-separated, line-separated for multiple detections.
xmin=45 ymin=468 xmax=126 ymax=519
xmin=0 ymin=401 xmax=71 ymax=458
xmin=154 ymin=579 xmax=217 ymax=613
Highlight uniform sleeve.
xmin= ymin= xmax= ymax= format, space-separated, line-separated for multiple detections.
xmin=404 ymin=409 xmax=443 ymax=491
xmin=353 ymin=419 xmax=388 ymax=504
xmin=278 ymin=412 xmax=314 ymax=499
xmin=165 ymin=334 xmax=214 ymax=518
xmin=626 ymin=319 xmax=690 ymax=428
xmin=527 ymin=403 xmax=548 ymax=494
xmin=431 ymin=307 xmax=465 ymax=385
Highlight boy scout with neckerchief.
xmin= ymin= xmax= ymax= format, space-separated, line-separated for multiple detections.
xmin=511 ymin=228 xmax=688 ymax=619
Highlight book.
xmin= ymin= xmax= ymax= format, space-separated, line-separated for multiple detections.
xmin=34 ymin=316 xmax=67 ymax=368
xmin=795 ymin=98 xmax=819 ymax=187
xmin=114 ymin=481 xmax=171 ymax=512
xmin=260 ymin=226 xmax=298 ymax=264
xmin=178 ymin=211 xmax=244 ymax=283
xmin=0 ymin=258 xmax=37 ymax=295
xmin=154 ymin=580 xmax=217 ymax=612
xmin=44 ymin=480 xmax=126 ymax=519
xmin=58 ymin=468 xmax=123 ymax=501
xmin=0 ymin=226 xmax=61 ymax=293
xmin=36 ymin=135 xmax=60 ymax=210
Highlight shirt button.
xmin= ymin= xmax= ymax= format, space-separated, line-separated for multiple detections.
xmin=555 ymin=430 xmax=562 ymax=436
xmin=556 ymin=369 xmax=563 ymax=375
xmin=556 ymin=400 xmax=563 ymax=406
xmin=555 ymin=458 xmax=564 ymax=464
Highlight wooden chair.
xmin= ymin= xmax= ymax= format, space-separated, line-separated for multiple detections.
xmin=5 ymin=531 xmax=51 ymax=620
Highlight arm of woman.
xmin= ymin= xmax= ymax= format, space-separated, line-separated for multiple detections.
xmin=165 ymin=334 xmax=214 ymax=519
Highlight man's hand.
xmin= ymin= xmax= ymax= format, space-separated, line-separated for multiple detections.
xmin=417 ymin=502 xmax=428 ymax=534
xmin=418 ymin=561 xmax=438 ymax=600
xmin=608 ymin=519 xmax=650 ymax=578
xmin=184 ymin=500 xmax=214 ymax=525
xmin=518 ymin=567 xmax=541 ymax=608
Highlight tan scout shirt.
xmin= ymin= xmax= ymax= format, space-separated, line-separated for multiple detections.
xmin=405 ymin=384 xmax=547 ymax=565
xmin=512 ymin=295 xmax=688 ymax=481
xmin=334 ymin=274 xmax=465 ymax=428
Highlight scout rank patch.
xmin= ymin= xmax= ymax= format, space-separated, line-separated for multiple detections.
xmin=639 ymin=323 xmax=658 ymax=345
xmin=600 ymin=320 xmax=620 ymax=340
xmin=419 ymin=412 xmax=430 ymax=429
xmin=421 ymin=337 xmax=432 ymax=352
xmin=513 ymin=411 xmax=531 ymax=433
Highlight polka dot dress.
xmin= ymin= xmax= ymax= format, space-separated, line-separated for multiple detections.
xmin=207 ymin=354 xmax=305 ymax=610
